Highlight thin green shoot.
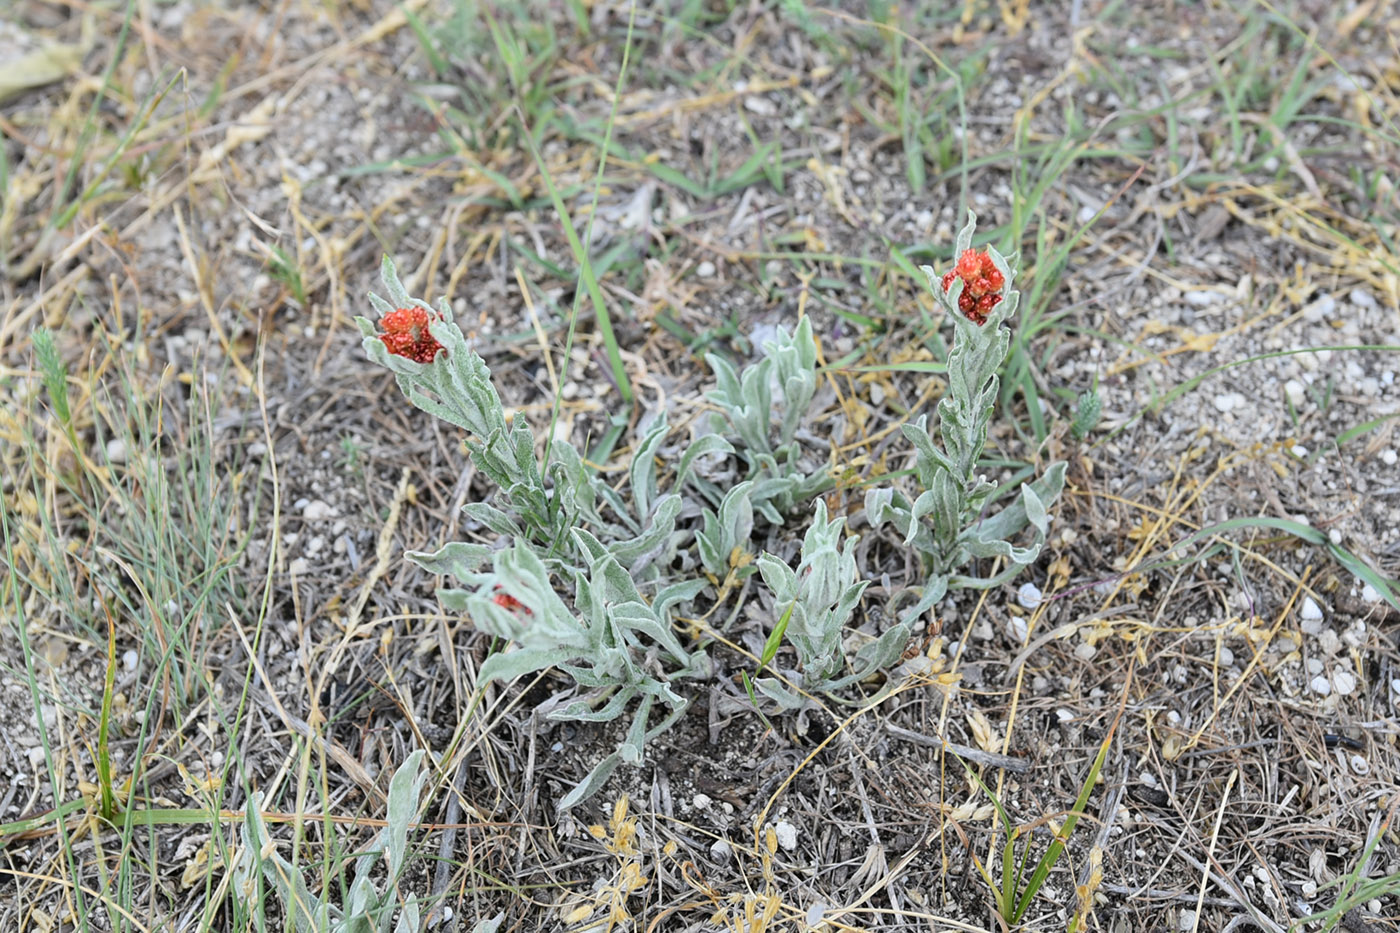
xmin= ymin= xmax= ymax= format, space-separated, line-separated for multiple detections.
xmin=953 ymin=690 xmax=1119 ymax=926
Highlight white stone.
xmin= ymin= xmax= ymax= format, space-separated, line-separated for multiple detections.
xmin=1350 ymin=755 xmax=1370 ymax=776
xmin=1349 ymin=288 xmax=1377 ymax=309
xmin=710 ymin=839 xmax=732 ymax=862
xmin=106 ymin=438 xmax=129 ymax=463
xmin=1305 ymin=658 xmax=1324 ymax=675
xmin=692 ymin=793 xmax=711 ymax=809
xmin=1291 ymin=445 xmax=1308 ymax=458
xmin=1218 ymin=646 xmax=1234 ymax=666
xmin=1309 ymin=675 xmax=1332 ymax=697
xmin=696 ymin=260 xmax=716 ymax=278
xmin=1300 ymin=597 xmax=1323 ymax=622
xmin=1332 ymin=670 xmax=1357 ymax=696
xmin=1212 ymin=392 xmax=1239 ymax=413
xmin=774 ymin=821 xmax=798 ymax=851
xmin=1005 ymin=615 xmax=1028 ymax=644
xmin=1318 ymin=629 xmax=1341 ymax=656
xmin=1301 ymin=294 xmax=1336 ymax=322
xmin=1362 ymin=584 xmax=1382 ymax=604
xmin=288 ymin=557 xmax=310 ymax=576
xmin=1382 ymin=449 xmax=1398 ymax=466
xmin=1284 ymin=379 xmax=1306 ymax=407
xmin=1056 ymin=708 xmax=1075 ymax=723
xmin=122 ymin=649 xmax=138 ymax=672
xmin=1017 ymin=582 xmax=1042 ymax=609
xmin=1074 ymin=642 xmax=1098 ymax=661
xmin=302 ymin=499 xmax=336 ymax=521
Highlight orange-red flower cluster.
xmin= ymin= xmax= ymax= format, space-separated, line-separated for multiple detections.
xmin=377 ymin=306 xmax=445 ymax=364
xmin=491 ymin=584 xmax=532 ymax=617
xmin=940 ymin=249 xmax=1005 ymax=325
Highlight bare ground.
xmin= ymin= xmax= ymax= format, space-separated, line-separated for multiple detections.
xmin=2 ymin=1 xmax=1399 ymax=931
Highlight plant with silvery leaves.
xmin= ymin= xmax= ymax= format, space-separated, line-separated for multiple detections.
xmin=357 ymin=258 xmax=720 ymax=577
xmin=232 ymin=751 xmax=429 ymax=933
xmin=232 ymin=752 xmax=505 ymax=932
xmin=752 ymin=500 xmax=911 ymax=707
xmin=865 ymin=211 xmax=1067 ymax=627
xmin=358 ymin=259 xmax=719 ymax=806
xmin=703 ymin=316 xmax=832 ymax=527
xmin=411 ymin=530 xmax=707 ymax=807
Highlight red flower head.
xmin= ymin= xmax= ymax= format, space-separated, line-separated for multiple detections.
xmin=941 ymin=248 xmax=1005 ymax=326
xmin=491 ymin=584 xmax=533 ymax=618
xmin=377 ymin=306 xmax=445 ymax=364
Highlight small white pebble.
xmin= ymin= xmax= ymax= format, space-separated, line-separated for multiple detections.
xmin=1284 ymin=379 xmax=1307 ymax=408
xmin=1391 ymin=679 xmax=1400 ymax=694
xmin=1350 ymin=755 xmax=1370 ymax=776
xmin=774 ymin=821 xmax=798 ymax=851
xmin=1212 ymin=393 xmax=1239 ymax=413
xmin=692 ymin=794 xmax=711 ymax=810
xmin=1218 ymin=646 xmax=1234 ymax=666
xmin=1056 ymin=709 xmax=1075 ymax=723
xmin=1309 ymin=675 xmax=1332 ymax=697
xmin=1005 ymin=615 xmax=1028 ymax=644
xmin=696 ymin=260 xmax=716 ymax=278
xmin=1361 ymin=584 xmax=1382 ymax=604
xmin=1290 ymin=444 xmax=1308 ymax=458
xmin=1074 ymin=642 xmax=1097 ymax=661
xmin=1016 ymin=582 xmax=1042 ymax=609
xmin=302 ymin=499 xmax=336 ymax=521
xmin=1300 ymin=597 xmax=1323 ymax=622
xmin=710 ymin=839 xmax=732 ymax=862
xmin=122 ymin=649 xmax=138 ymax=672
xmin=1301 ymin=293 xmax=1336 ymax=322
xmin=1305 ymin=658 xmax=1324 ymax=675
xmin=288 ymin=557 xmax=310 ymax=576
xmin=1329 ymin=529 xmax=1343 ymax=545
xmin=1349 ymin=288 xmax=1377 ymax=309
xmin=106 ymin=438 xmax=129 ymax=463
xmin=1332 ymin=670 xmax=1357 ymax=696
xmin=1381 ymin=449 xmax=1397 ymax=466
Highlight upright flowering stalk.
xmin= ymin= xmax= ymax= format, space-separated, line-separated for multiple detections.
xmin=866 ymin=211 xmax=1066 ymax=625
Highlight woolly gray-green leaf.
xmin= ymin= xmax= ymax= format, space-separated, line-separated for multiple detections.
xmin=384 ymin=750 xmax=426 ymax=878
xmin=559 ymin=751 xmax=623 ymax=809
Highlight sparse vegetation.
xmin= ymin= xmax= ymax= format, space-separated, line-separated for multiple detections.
xmin=2 ymin=1 xmax=1398 ymax=931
